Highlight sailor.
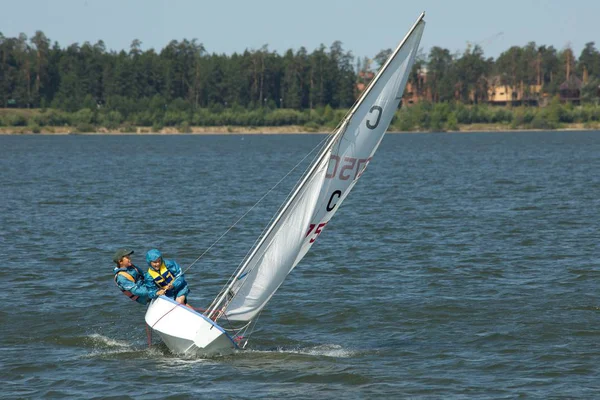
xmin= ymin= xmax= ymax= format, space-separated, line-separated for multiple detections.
xmin=144 ymin=249 xmax=190 ymax=305
xmin=113 ymin=248 xmax=165 ymax=304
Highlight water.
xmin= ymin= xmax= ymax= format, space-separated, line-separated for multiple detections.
xmin=1 ymin=131 xmax=599 ymax=398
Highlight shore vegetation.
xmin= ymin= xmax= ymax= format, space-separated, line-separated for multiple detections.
xmin=1 ymin=31 xmax=599 ymax=134
xmin=1 ymin=99 xmax=599 ymax=134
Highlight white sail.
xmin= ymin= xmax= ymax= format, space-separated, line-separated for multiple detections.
xmin=214 ymin=14 xmax=426 ymax=323
xmin=223 ymin=151 xmax=331 ymax=321
xmin=295 ymin=18 xmax=426 ymax=266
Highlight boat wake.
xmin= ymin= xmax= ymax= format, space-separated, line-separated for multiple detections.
xmin=80 ymin=333 xmax=162 ymax=358
xmin=250 ymin=343 xmax=357 ymax=358
xmin=86 ymin=333 xmax=131 ymax=348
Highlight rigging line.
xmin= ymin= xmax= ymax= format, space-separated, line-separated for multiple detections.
xmin=222 ymin=320 xmax=252 ymax=333
xmin=206 ymin=127 xmax=344 ymax=317
xmin=204 ymin=132 xmax=333 ymax=315
xmin=234 ymin=135 xmax=327 ymax=264
xmin=150 ymin=302 xmax=181 ymax=329
xmin=182 ymin=132 xmax=333 ymax=276
xmin=207 ymin=121 xmax=349 ymax=318
xmin=227 ymin=132 xmax=331 ymax=273
xmin=220 ymin=311 xmax=261 ymax=349
xmin=239 ymin=311 xmax=262 ymax=349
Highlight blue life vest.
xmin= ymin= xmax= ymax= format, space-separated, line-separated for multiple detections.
xmin=147 ymin=263 xmax=175 ymax=289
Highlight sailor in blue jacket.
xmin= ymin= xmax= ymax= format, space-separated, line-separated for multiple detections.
xmin=113 ymin=248 xmax=165 ymax=305
xmin=144 ymin=249 xmax=190 ymax=305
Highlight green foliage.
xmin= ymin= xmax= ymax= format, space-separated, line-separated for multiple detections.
xmin=590 ymin=105 xmax=600 ymax=121
xmin=264 ymin=109 xmax=306 ymax=126
xmin=120 ymin=125 xmax=137 ymax=133
xmin=392 ymin=109 xmax=416 ymax=131
xmin=82 ymin=95 xmax=97 ymax=110
xmin=163 ymin=110 xmax=186 ymax=126
xmin=529 ymin=113 xmax=557 ymax=130
xmin=1 ymin=100 xmax=600 ymax=133
xmin=177 ymin=121 xmax=191 ymax=133
xmin=29 ymin=124 xmax=41 ymax=133
xmin=446 ymin=113 xmax=459 ymax=131
xmin=44 ymin=110 xmax=71 ymax=126
xmin=151 ymin=122 xmax=164 ymax=132
xmin=32 ymin=113 xmax=48 ymax=126
xmin=0 ymin=28 xmax=598 ymax=137
xmin=73 ymin=108 xmax=94 ymax=125
xmin=7 ymin=114 xmax=27 ymax=126
xmin=99 ymin=110 xmax=124 ymax=130
xmin=322 ymin=105 xmax=334 ymax=121
xmin=454 ymin=104 xmax=471 ymax=124
xmin=130 ymin=111 xmax=154 ymax=126
xmin=75 ymin=123 xmax=95 ymax=133
xmin=511 ymin=108 xmax=535 ymax=128
xmin=303 ymin=121 xmax=320 ymax=132
xmin=492 ymin=108 xmax=513 ymax=123
xmin=429 ymin=110 xmax=444 ymax=131
xmin=0 ymin=27 xmax=599 ymax=128
xmin=581 ymin=78 xmax=600 ymax=104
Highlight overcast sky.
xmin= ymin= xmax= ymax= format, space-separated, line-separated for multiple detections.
xmin=1 ymin=0 xmax=597 ymax=60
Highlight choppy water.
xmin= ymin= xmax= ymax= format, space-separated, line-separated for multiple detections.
xmin=1 ymin=131 xmax=599 ymax=399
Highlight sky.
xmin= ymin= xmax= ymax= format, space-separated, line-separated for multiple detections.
xmin=1 ymin=0 xmax=598 ymax=61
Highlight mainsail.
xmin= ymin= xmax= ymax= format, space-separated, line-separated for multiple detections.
xmin=207 ymin=14 xmax=426 ymax=326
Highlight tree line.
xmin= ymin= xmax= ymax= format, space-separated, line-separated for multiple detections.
xmin=0 ymin=31 xmax=357 ymax=112
xmin=416 ymin=42 xmax=600 ymax=104
xmin=0 ymin=31 xmax=599 ymax=130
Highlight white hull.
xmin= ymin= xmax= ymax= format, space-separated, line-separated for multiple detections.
xmin=144 ymin=296 xmax=238 ymax=356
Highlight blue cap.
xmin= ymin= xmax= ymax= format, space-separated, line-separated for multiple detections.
xmin=146 ymin=249 xmax=162 ymax=264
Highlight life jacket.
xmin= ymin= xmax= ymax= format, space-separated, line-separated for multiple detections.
xmin=147 ymin=263 xmax=175 ymax=289
xmin=114 ymin=265 xmax=144 ymax=302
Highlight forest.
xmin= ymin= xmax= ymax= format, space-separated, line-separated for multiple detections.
xmin=1 ymin=31 xmax=599 ymax=132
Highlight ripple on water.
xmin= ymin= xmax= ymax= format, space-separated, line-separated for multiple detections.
xmin=2 ymin=132 xmax=600 ymax=398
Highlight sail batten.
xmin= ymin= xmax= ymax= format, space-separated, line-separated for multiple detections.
xmin=214 ymin=15 xmax=426 ymax=324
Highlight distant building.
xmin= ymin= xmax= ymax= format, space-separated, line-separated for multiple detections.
xmin=559 ymin=75 xmax=582 ymax=104
xmin=356 ymin=69 xmax=430 ymax=106
xmin=403 ymin=71 xmax=430 ymax=105
xmin=356 ymin=70 xmax=375 ymax=94
xmin=487 ymin=76 xmax=541 ymax=106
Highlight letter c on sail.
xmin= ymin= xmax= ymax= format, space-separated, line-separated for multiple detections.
xmin=366 ymin=105 xmax=383 ymax=129
xmin=327 ymin=190 xmax=342 ymax=211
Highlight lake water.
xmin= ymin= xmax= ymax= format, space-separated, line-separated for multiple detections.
xmin=1 ymin=131 xmax=599 ymax=398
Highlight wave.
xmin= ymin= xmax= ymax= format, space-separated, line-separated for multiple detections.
xmin=79 ymin=333 xmax=165 ymax=359
xmin=249 ymin=343 xmax=358 ymax=358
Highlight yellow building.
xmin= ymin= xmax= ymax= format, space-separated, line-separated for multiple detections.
xmin=487 ymin=77 xmax=542 ymax=106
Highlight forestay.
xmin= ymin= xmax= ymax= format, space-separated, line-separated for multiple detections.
xmin=208 ymin=14 xmax=426 ymax=323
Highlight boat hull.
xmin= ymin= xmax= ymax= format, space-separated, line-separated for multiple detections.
xmin=144 ymin=296 xmax=237 ymax=356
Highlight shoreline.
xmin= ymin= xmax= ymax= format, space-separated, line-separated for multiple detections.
xmin=0 ymin=123 xmax=599 ymax=135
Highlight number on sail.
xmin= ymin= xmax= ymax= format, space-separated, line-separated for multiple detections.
xmin=326 ymin=156 xmax=372 ymax=181
xmin=306 ymin=222 xmax=328 ymax=243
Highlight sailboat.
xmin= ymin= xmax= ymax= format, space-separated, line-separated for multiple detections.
xmin=145 ymin=12 xmax=426 ymax=356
